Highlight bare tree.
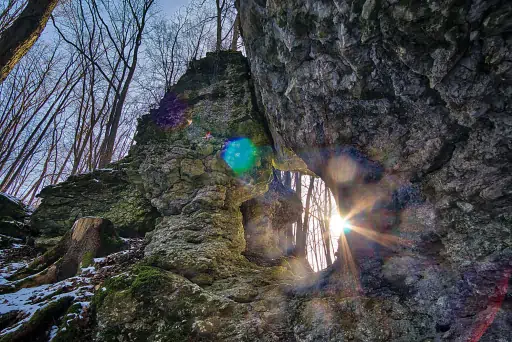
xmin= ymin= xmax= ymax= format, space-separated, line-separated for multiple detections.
xmin=54 ymin=0 xmax=156 ymax=168
xmin=296 ymin=176 xmax=314 ymax=258
xmin=215 ymin=0 xmax=225 ymax=51
xmin=0 ymin=40 xmax=83 ymax=197
xmin=282 ymin=171 xmax=294 ymax=252
xmin=0 ymin=0 xmax=60 ymax=83
xmin=321 ymin=184 xmax=333 ymax=266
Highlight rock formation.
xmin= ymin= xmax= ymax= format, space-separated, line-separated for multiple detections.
xmin=31 ymin=169 xmax=160 ymax=238
xmin=94 ymin=51 xmax=303 ymax=341
xmin=1 ymin=1 xmax=511 ymax=340
xmin=0 ymin=192 xmax=32 ymax=239
xmin=239 ymin=0 xmax=511 ymax=340
xmin=242 ymin=174 xmax=302 ymax=261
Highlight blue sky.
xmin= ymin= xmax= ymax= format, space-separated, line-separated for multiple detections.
xmin=160 ymin=0 xmax=191 ymax=16
xmin=42 ymin=0 xmax=192 ymax=42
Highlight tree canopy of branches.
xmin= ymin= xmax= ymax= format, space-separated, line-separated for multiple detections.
xmin=0 ymin=0 xmax=244 ymax=204
xmin=53 ymin=0 xmax=156 ymax=168
xmin=0 ymin=0 xmax=60 ymax=83
xmin=0 ymin=0 xmax=157 ymax=202
xmin=141 ymin=0 xmax=239 ymax=101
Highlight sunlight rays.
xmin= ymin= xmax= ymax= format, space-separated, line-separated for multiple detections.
xmin=338 ymin=231 xmax=362 ymax=293
xmin=348 ymin=224 xmax=412 ymax=249
xmin=329 ymin=213 xmax=351 ymax=237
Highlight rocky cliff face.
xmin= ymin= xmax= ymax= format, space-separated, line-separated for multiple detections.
xmin=0 ymin=192 xmax=32 ymax=239
xmin=240 ymin=0 xmax=511 ymax=340
xmin=2 ymin=2 xmax=511 ymax=340
xmin=93 ymin=52 xmax=298 ymax=341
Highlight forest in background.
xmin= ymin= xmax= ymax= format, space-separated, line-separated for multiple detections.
xmin=0 ymin=0 xmax=239 ymax=203
xmin=0 ymin=0 xmax=339 ymax=272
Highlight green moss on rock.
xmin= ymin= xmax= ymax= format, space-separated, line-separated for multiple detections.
xmin=0 ymin=297 xmax=73 ymax=342
xmin=80 ymin=251 xmax=94 ymax=268
xmin=31 ymin=169 xmax=160 ymax=238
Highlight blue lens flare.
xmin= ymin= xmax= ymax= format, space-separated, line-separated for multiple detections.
xmin=222 ymin=138 xmax=257 ymax=175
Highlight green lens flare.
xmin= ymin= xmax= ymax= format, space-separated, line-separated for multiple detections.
xmin=222 ymin=138 xmax=257 ymax=174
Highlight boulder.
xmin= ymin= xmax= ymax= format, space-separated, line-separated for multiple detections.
xmin=30 ymin=169 xmax=160 ymax=238
xmin=240 ymin=0 xmax=512 ymax=340
xmin=0 ymin=192 xmax=31 ymax=239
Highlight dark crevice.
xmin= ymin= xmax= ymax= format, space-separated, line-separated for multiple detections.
xmin=422 ymin=124 xmax=471 ymax=177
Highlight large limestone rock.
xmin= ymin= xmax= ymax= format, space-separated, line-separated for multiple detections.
xmin=94 ymin=52 xmax=294 ymax=340
xmin=240 ymin=0 xmax=512 ymax=340
xmin=31 ymin=169 xmax=160 ymax=237
xmin=134 ymin=52 xmax=274 ymax=283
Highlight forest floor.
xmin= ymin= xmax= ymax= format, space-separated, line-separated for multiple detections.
xmin=0 ymin=235 xmax=143 ymax=341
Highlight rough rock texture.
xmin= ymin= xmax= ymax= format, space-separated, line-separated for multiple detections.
xmin=133 ymin=52 xmax=274 ymax=283
xmin=30 ymin=169 xmax=160 ymax=238
xmin=242 ymin=175 xmax=302 ymax=260
xmin=94 ymin=52 xmax=305 ymax=341
xmin=240 ymin=0 xmax=512 ymax=340
xmin=0 ymin=192 xmax=31 ymax=239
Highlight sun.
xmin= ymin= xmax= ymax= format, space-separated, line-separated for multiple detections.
xmin=330 ymin=213 xmax=351 ymax=237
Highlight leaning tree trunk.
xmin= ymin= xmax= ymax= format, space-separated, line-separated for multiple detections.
xmin=0 ymin=0 xmax=60 ymax=83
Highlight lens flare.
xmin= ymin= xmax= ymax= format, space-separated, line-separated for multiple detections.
xmin=222 ymin=138 xmax=257 ymax=175
xmin=330 ymin=213 xmax=351 ymax=237
xmin=151 ymin=92 xmax=188 ymax=129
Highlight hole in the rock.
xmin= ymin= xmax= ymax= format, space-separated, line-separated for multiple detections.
xmin=240 ymin=170 xmax=344 ymax=272
xmin=241 ymin=151 xmax=424 ymax=276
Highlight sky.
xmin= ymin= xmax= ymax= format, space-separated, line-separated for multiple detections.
xmin=41 ymin=0 xmax=193 ymax=43
xmin=160 ymin=0 xmax=191 ymax=16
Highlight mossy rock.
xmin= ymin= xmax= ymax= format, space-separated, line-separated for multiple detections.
xmin=51 ymin=302 xmax=93 ymax=342
xmin=95 ymin=265 xmax=238 ymax=341
xmin=0 ymin=296 xmax=73 ymax=342
xmin=0 ymin=193 xmax=31 ymax=239
xmin=0 ymin=193 xmax=28 ymax=221
xmin=31 ymin=169 xmax=160 ymax=238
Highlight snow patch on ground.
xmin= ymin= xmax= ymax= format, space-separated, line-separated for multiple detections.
xmin=0 ymin=263 xmax=26 ymax=285
xmin=0 ymin=277 xmax=94 ymax=336
xmin=0 ymin=236 xmax=144 ymax=337
xmin=80 ymin=266 xmax=96 ymax=275
xmin=48 ymin=325 xmax=59 ymax=341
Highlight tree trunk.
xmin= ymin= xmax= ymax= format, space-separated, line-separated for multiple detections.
xmin=321 ymin=186 xmax=333 ymax=266
xmin=283 ymin=171 xmax=294 ymax=252
xmin=294 ymin=173 xmax=303 ymax=256
xmin=0 ymin=0 xmax=60 ymax=83
xmin=97 ymin=0 xmax=152 ymax=168
xmin=297 ymin=176 xmax=314 ymax=258
xmin=215 ymin=0 xmax=224 ymax=52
